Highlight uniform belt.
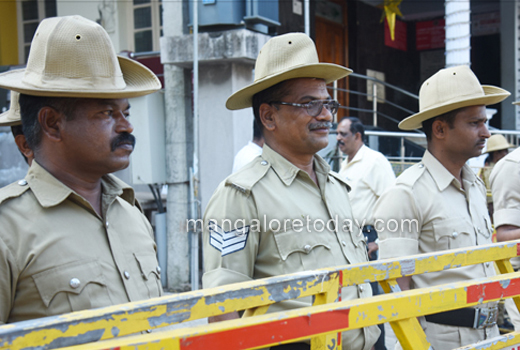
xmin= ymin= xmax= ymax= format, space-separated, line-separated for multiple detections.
xmin=425 ymin=306 xmax=498 ymax=329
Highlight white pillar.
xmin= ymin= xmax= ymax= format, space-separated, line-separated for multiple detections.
xmin=445 ymin=0 xmax=471 ymax=67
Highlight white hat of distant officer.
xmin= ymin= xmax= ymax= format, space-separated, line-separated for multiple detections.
xmin=399 ymin=65 xmax=510 ymax=130
xmin=0 ymin=91 xmax=21 ymax=127
xmin=484 ymin=134 xmax=514 ymax=154
xmin=226 ymin=33 xmax=352 ymax=110
xmin=0 ymin=15 xmax=161 ymax=98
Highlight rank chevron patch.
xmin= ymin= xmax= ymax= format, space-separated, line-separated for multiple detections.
xmin=209 ymin=223 xmax=250 ymax=256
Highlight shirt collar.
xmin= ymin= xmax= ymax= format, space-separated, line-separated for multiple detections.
xmin=26 ymin=161 xmax=136 ymax=208
xmin=261 ymin=143 xmax=331 ymax=186
xmin=422 ymin=150 xmax=478 ymax=192
xmin=346 ymin=144 xmax=367 ymax=166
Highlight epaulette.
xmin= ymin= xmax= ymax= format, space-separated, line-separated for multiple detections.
xmin=395 ymin=162 xmax=426 ymax=187
xmin=328 ymin=171 xmax=351 ymax=192
xmin=506 ymin=148 xmax=520 ymax=163
xmin=225 ymin=157 xmax=271 ymax=196
xmin=0 ymin=180 xmax=31 ymax=206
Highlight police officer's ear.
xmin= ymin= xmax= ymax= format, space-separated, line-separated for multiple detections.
xmin=259 ymin=103 xmax=276 ymax=131
xmin=432 ymin=119 xmax=447 ymax=140
xmin=38 ymin=106 xmax=65 ymax=143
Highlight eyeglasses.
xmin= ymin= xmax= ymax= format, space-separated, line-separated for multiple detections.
xmin=271 ymin=100 xmax=340 ymax=117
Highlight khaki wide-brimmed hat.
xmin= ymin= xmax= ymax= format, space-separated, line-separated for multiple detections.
xmin=485 ymin=134 xmax=514 ymax=153
xmin=0 ymin=91 xmax=21 ymax=127
xmin=226 ymin=33 xmax=352 ymax=110
xmin=399 ymin=65 xmax=510 ymax=130
xmin=0 ymin=16 xmax=161 ymax=98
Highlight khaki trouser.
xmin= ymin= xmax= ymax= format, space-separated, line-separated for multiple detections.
xmin=393 ymin=317 xmax=499 ymax=350
xmin=505 ymin=298 xmax=520 ymax=331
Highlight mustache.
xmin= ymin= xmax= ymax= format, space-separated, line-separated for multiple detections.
xmin=337 ymin=140 xmax=345 ymax=146
xmin=309 ymin=121 xmax=333 ymax=131
xmin=111 ymin=133 xmax=136 ymax=151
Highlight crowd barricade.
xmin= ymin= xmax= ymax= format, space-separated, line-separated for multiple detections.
xmin=2 ymin=240 xmax=520 ymax=350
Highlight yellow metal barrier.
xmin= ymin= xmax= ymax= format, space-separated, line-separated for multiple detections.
xmin=1 ymin=240 xmax=520 ymax=350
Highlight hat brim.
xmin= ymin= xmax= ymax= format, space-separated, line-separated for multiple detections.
xmin=399 ymin=86 xmax=510 ymax=130
xmin=226 ymin=63 xmax=352 ymax=110
xmin=485 ymin=143 xmax=515 ymax=153
xmin=0 ymin=56 xmax=161 ymax=99
xmin=0 ymin=110 xmax=21 ymax=127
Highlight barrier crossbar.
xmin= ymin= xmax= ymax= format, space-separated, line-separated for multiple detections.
xmin=56 ymin=271 xmax=520 ymax=350
xmin=1 ymin=240 xmax=520 ymax=350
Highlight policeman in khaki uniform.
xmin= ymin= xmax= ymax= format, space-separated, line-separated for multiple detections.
xmin=373 ymin=66 xmax=510 ymax=350
xmin=490 ymin=135 xmax=520 ymax=331
xmin=203 ymin=33 xmax=380 ymax=350
xmin=0 ymin=16 xmax=163 ymax=324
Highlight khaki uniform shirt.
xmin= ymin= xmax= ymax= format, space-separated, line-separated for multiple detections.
xmin=0 ymin=162 xmax=163 ymax=324
xmin=375 ymin=150 xmax=495 ymax=289
xmin=338 ymin=145 xmax=395 ymax=226
xmin=491 ymin=148 xmax=520 ymax=268
xmin=203 ymin=144 xmax=379 ymax=350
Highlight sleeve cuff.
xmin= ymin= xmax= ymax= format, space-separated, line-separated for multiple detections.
xmin=494 ymin=208 xmax=520 ymax=228
xmin=379 ymin=238 xmax=418 ymax=259
xmin=202 ymin=268 xmax=253 ymax=289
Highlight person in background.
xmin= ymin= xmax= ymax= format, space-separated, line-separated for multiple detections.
xmin=232 ymin=119 xmax=264 ymax=173
xmin=478 ymin=134 xmax=513 ymax=218
xmin=336 ymin=116 xmax=395 ymax=350
xmin=0 ymin=91 xmax=34 ymax=165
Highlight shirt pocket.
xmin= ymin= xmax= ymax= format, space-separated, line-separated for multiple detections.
xmin=432 ymin=217 xmax=473 ymax=251
xmin=273 ymin=230 xmax=333 ymax=272
xmin=134 ymin=253 xmax=163 ymax=298
xmin=33 ymin=260 xmax=109 ymax=313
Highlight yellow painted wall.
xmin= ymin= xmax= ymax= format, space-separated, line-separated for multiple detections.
xmin=0 ymin=1 xmax=18 ymax=66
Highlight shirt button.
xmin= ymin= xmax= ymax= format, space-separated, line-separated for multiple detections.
xmin=105 ymin=222 xmax=109 ymax=229
xmin=260 ymin=160 xmax=268 ymax=166
xmin=124 ymin=271 xmax=130 ymax=279
xmin=69 ymin=278 xmax=81 ymax=289
xmin=358 ymin=285 xmax=364 ymax=292
xmin=303 ymin=244 xmax=311 ymax=253
xmin=341 ymin=241 xmax=347 ymax=246
xmin=418 ymin=164 xmax=424 ymax=168
xmin=18 ymin=180 xmax=28 ymax=186
xmin=486 ymin=262 xmax=491 ymax=268
xmin=156 ymin=266 xmax=161 ymax=274
xmin=452 ymin=231 xmax=458 ymax=238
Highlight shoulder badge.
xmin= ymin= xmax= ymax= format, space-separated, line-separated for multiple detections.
xmin=329 ymin=171 xmax=351 ymax=192
xmin=225 ymin=157 xmax=270 ymax=196
xmin=0 ymin=180 xmax=31 ymax=206
xmin=395 ymin=163 xmax=426 ymax=187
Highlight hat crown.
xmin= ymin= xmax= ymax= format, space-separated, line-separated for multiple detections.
xmin=254 ymin=33 xmax=320 ymax=83
xmin=22 ymin=15 xmax=126 ymax=91
xmin=486 ymin=134 xmax=512 ymax=153
xmin=419 ymin=65 xmax=485 ymax=112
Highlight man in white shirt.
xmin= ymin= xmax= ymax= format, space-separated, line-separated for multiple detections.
xmin=232 ymin=120 xmax=264 ymax=173
xmin=337 ymin=116 xmax=395 ymax=350
xmin=337 ymin=117 xmax=395 ymax=258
